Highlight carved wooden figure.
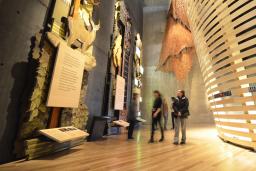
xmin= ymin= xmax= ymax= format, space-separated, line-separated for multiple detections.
xmin=15 ymin=0 xmax=101 ymax=159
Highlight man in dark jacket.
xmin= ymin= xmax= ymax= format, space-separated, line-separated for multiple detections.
xmin=127 ymin=94 xmax=138 ymax=140
xmin=172 ymin=90 xmax=189 ymax=145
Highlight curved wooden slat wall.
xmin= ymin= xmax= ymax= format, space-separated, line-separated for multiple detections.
xmin=185 ymin=0 xmax=256 ymax=149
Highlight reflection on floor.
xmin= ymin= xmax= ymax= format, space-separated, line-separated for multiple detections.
xmin=1 ymin=125 xmax=256 ymax=171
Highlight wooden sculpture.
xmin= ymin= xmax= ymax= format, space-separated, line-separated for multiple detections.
xmin=47 ymin=0 xmax=100 ymax=71
xmin=15 ymin=0 xmax=100 ymax=159
xmin=113 ymin=34 xmax=123 ymax=69
xmin=112 ymin=1 xmax=123 ymax=73
xmin=67 ymin=0 xmax=99 ymax=52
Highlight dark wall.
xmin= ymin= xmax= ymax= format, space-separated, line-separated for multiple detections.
xmin=85 ymin=0 xmax=116 ymax=117
xmin=86 ymin=0 xmax=143 ymax=117
xmin=0 ymin=0 xmax=51 ymax=163
xmin=125 ymin=0 xmax=143 ymax=35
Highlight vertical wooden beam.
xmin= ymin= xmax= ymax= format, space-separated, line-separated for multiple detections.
xmin=49 ymin=107 xmax=61 ymax=128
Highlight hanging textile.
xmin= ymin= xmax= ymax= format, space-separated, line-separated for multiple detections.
xmin=157 ymin=0 xmax=195 ymax=81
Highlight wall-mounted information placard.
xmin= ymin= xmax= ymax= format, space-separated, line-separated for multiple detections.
xmin=39 ymin=126 xmax=89 ymax=143
xmin=114 ymin=75 xmax=125 ymax=110
xmin=47 ymin=43 xmax=85 ymax=108
xmin=249 ymin=85 xmax=256 ymax=92
xmin=213 ymin=91 xmax=232 ymax=98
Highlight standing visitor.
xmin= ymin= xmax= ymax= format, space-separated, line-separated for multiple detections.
xmin=127 ymin=93 xmax=138 ymax=140
xmin=163 ymin=98 xmax=169 ymax=130
xmin=170 ymin=97 xmax=176 ymax=129
xmin=172 ymin=90 xmax=189 ymax=145
xmin=149 ymin=90 xmax=164 ymax=143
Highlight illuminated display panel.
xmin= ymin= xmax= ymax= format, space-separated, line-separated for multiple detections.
xmin=185 ymin=0 xmax=256 ymax=149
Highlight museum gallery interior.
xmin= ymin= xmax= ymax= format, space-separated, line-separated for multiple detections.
xmin=0 ymin=0 xmax=256 ymax=170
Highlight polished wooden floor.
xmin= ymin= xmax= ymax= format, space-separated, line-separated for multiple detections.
xmin=1 ymin=125 xmax=256 ymax=171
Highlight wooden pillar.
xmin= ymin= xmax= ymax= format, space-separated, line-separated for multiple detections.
xmin=49 ymin=107 xmax=61 ymax=128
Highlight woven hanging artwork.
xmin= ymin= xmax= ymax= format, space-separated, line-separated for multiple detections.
xmin=172 ymin=0 xmax=189 ymax=28
xmin=157 ymin=0 xmax=194 ymax=81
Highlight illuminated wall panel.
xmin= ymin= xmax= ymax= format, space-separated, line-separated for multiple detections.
xmin=185 ymin=0 xmax=256 ymax=149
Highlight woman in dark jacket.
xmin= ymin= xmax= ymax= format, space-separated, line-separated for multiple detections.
xmin=149 ymin=90 xmax=164 ymax=143
xmin=172 ymin=90 xmax=189 ymax=145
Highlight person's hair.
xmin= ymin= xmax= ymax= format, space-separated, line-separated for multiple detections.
xmin=153 ymin=90 xmax=161 ymax=97
xmin=178 ymin=90 xmax=185 ymax=97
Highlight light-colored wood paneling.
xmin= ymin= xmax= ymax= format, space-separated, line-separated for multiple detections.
xmin=1 ymin=127 xmax=256 ymax=171
xmin=185 ymin=0 xmax=256 ymax=149
xmin=214 ymin=114 xmax=256 ymax=120
xmin=217 ymin=127 xmax=256 ymax=140
xmin=209 ymin=96 xmax=256 ymax=105
xmin=215 ymin=121 xmax=256 ymax=130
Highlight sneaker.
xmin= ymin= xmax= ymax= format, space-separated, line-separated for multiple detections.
xmin=180 ymin=141 xmax=186 ymax=145
xmin=159 ymin=138 xmax=164 ymax=142
xmin=128 ymin=137 xmax=134 ymax=140
xmin=173 ymin=142 xmax=179 ymax=145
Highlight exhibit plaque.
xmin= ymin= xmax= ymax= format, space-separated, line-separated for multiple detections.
xmin=113 ymin=120 xmax=130 ymax=127
xmin=39 ymin=126 xmax=89 ymax=143
xmin=114 ymin=75 xmax=125 ymax=110
xmin=47 ymin=43 xmax=85 ymax=108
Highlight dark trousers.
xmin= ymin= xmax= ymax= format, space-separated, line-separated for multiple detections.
xmin=128 ymin=120 xmax=135 ymax=138
xmin=154 ymin=121 xmax=158 ymax=130
xmin=150 ymin=115 xmax=164 ymax=140
xmin=171 ymin=112 xmax=175 ymax=129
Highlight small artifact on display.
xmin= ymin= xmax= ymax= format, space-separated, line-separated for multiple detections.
xmin=39 ymin=126 xmax=89 ymax=143
xmin=113 ymin=120 xmax=130 ymax=127
xmin=134 ymin=33 xmax=143 ymax=88
xmin=132 ymin=33 xmax=143 ymax=118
